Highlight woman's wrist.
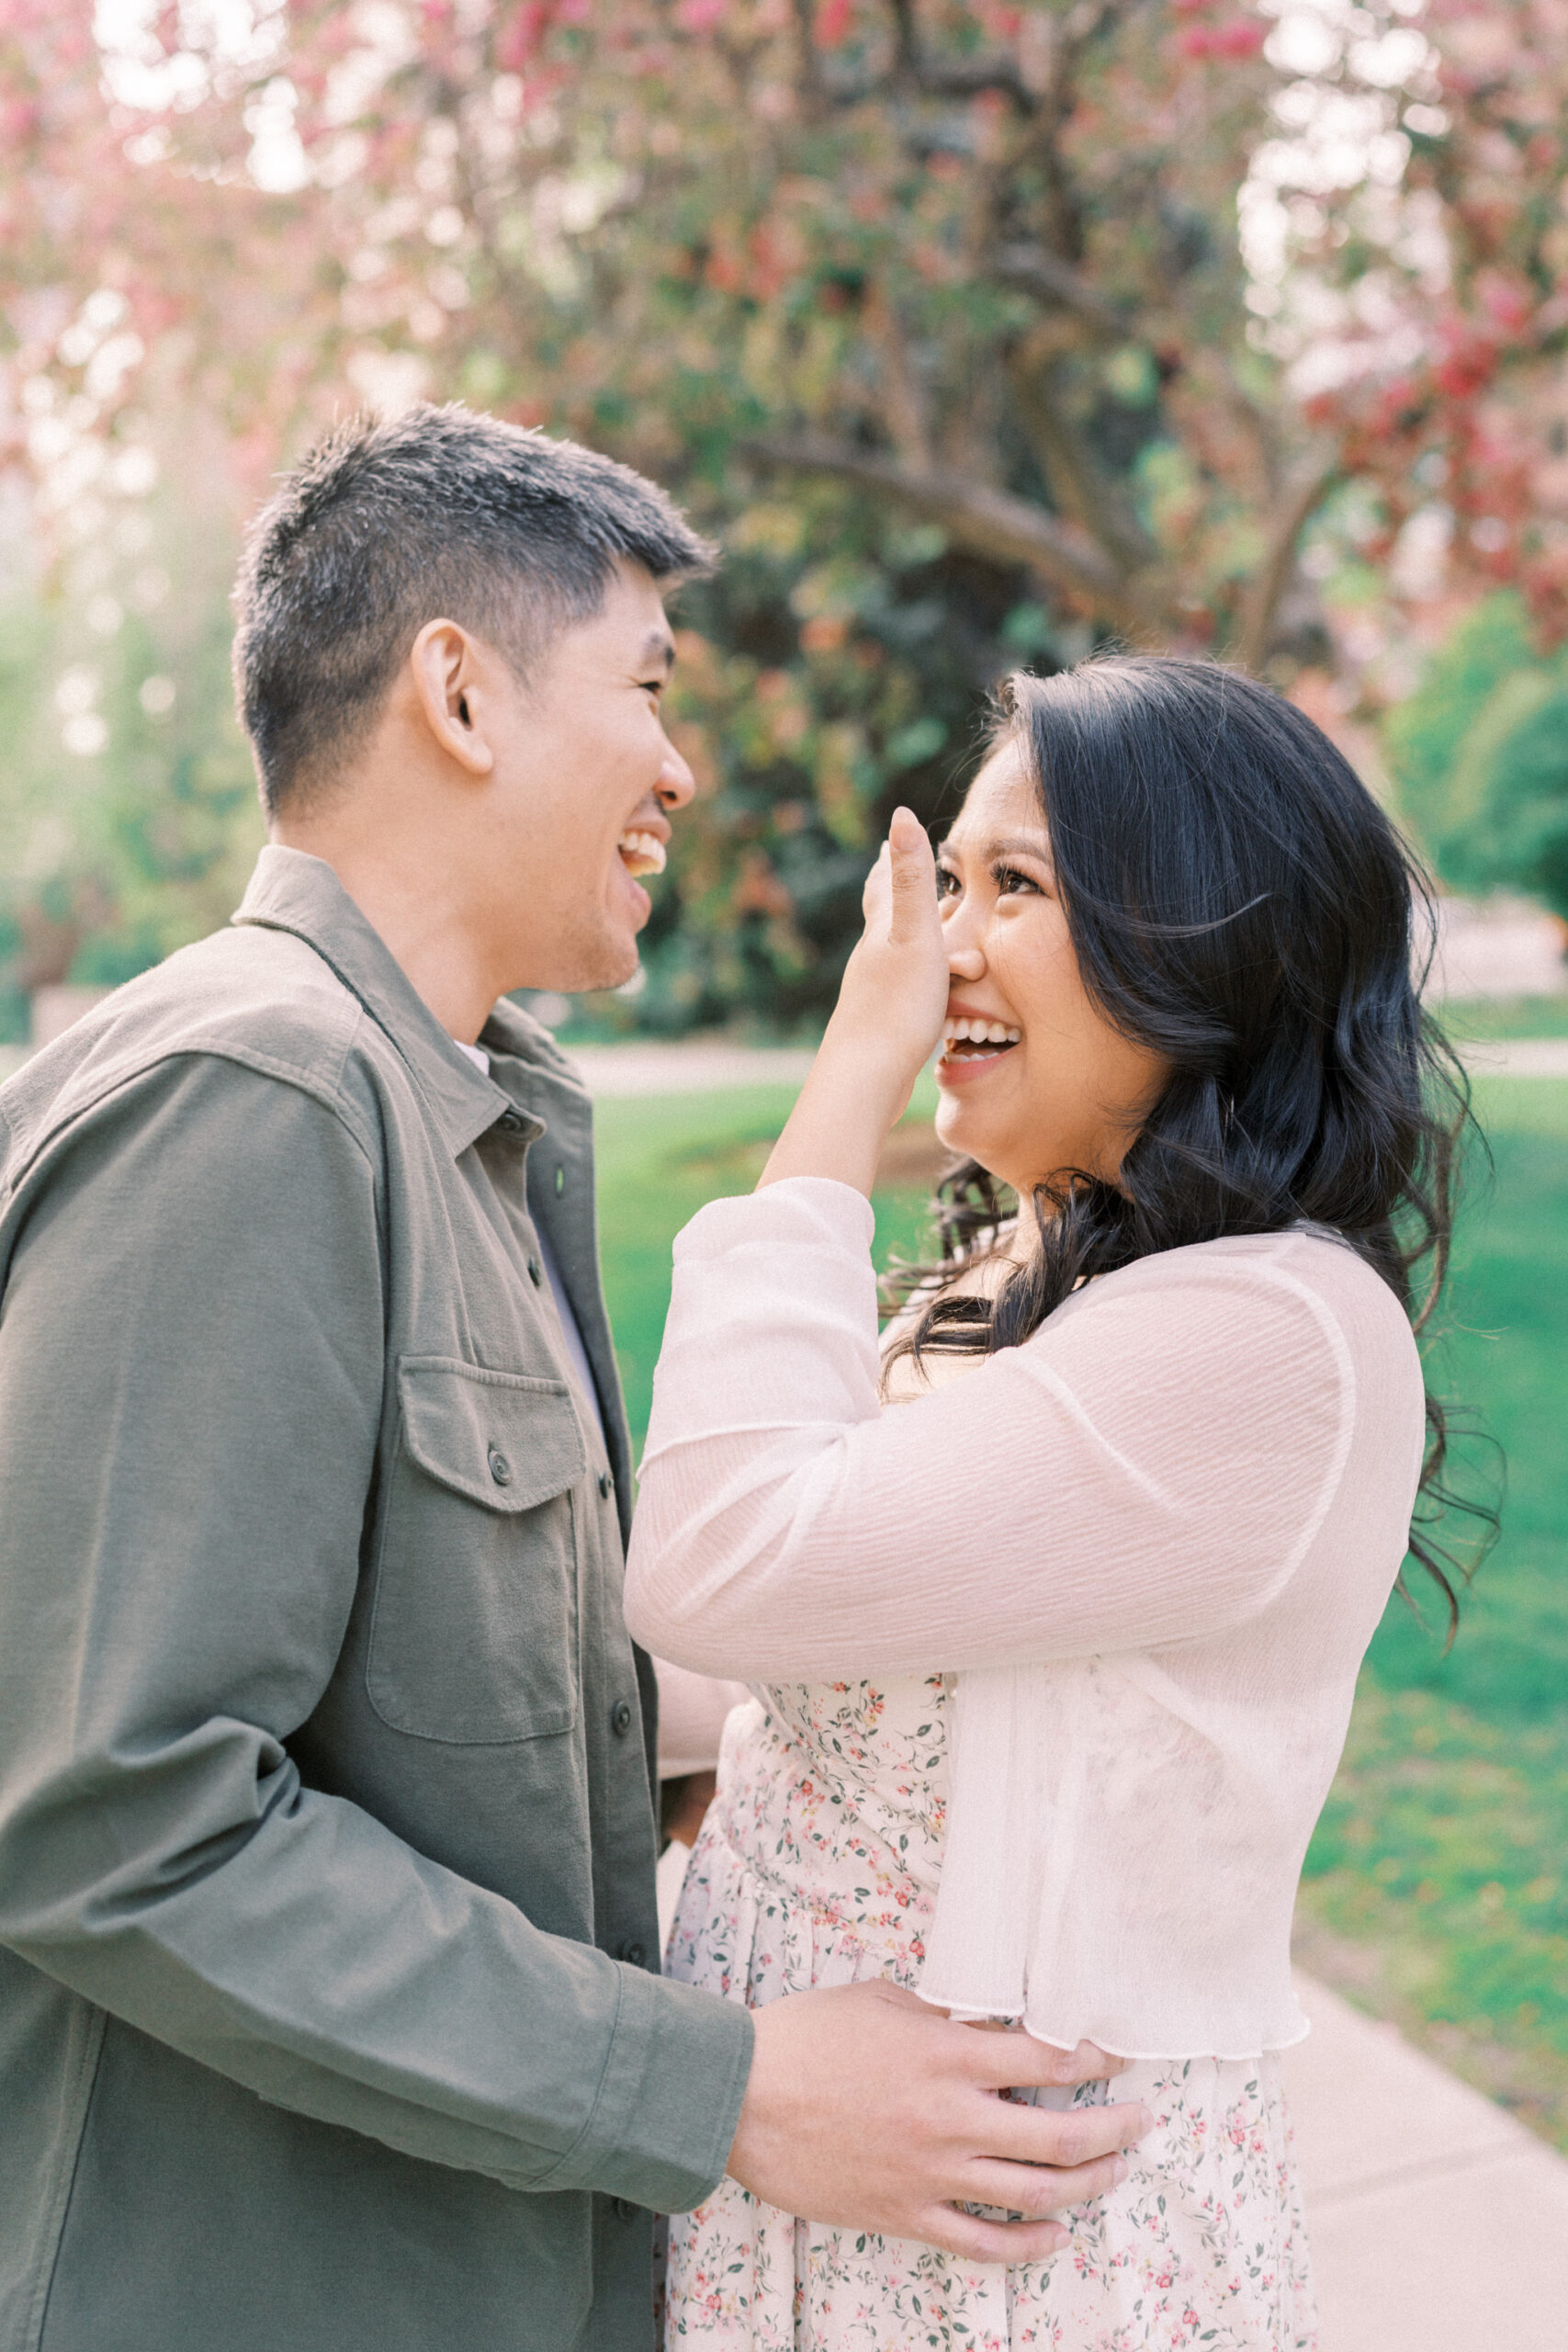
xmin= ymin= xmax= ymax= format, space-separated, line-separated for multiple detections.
xmin=759 ymin=807 xmax=946 ymax=1197
xmin=759 ymin=1034 xmax=913 ymax=1196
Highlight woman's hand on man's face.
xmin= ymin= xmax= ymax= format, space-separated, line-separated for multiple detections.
xmin=759 ymin=808 xmax=949 ymax=1197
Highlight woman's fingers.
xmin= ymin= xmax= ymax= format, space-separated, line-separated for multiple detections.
xmin=861 ymin=837 xmax=892 ymax=925
xmin=886 ymin=805 xmax=939 ymax=945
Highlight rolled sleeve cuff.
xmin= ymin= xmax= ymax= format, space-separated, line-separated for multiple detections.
xmin=536 ymin=1962 xmax=753 ymax=2213
xmin=673 ymin=1175 xmax=875 ymax=1264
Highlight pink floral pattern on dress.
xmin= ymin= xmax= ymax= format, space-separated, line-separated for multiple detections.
xmin=663 ymin=1680 xmax=1316 ymax=2351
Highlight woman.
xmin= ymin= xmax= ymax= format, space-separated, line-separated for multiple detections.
xmin=625 ymin=656 xmax=1479 ymax=2350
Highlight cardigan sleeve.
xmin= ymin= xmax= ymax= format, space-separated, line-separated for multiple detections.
xmin=623 ymin=1178 xmax=1355 ymax=1681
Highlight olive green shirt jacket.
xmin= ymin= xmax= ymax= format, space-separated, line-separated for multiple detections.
xmin=0 ymin=847 xmax=752 ymax=2352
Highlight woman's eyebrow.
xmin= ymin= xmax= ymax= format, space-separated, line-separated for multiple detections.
xmin=939 ymin=832 xmax=1053 ymax=861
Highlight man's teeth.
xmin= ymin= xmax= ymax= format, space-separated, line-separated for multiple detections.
xmin=617 ymin=829 xmax=667 ymax=876
xmin=942 ymin=1017 xmax=1021 ymax=1048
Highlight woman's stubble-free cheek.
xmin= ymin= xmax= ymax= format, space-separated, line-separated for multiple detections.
xmin=936 ymin=1048 xmax=1040 ymax=1182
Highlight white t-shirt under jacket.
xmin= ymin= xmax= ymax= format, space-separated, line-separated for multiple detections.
xmin=623 ymin=1178 xmax=1427 ymax=2060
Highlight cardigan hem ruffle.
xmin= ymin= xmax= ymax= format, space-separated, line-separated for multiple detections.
xmin=913 ymin=1981 xmax=1314 ymax=2064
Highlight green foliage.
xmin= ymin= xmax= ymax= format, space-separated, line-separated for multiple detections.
xmin=591 ymin=490 xmax=1080 ymax=1034
xmin=5 ymin=0 xmax=1311 ymax=1031
xmin=1387 ymin=595 xmax=1568 ymax=916
xmin=0 ymin=487 xmax=264 ymax=1018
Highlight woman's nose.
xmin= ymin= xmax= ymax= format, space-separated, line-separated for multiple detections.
xmin=943 ymin=917 xmax=986 ymax=982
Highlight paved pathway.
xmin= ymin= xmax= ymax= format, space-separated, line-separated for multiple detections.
xmin=569 ymin=1034 xmax=1568 ymax=1093
xmin=1460 ymin=1035 xmax=1568 ymax=1078
xmin=1286 ymin=1971 xmax=1568 ymax=2350
xmin=569 ymin=1040 xmax=818 ymax=1094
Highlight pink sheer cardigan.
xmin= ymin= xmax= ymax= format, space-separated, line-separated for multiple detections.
xmin=623 ymin=1178 xmax=1426 ymax=2058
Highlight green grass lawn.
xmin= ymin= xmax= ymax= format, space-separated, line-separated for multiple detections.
xmin=1293 ymin=1074 xmax=1568 ymax=2149
xmin=594 ymin=1072 xmax=1568 ymax=2149
xmin=1439 ymin=993 xmax=1568 ymax=1041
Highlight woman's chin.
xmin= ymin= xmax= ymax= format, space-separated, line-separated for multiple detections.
xmin=935 ymin=1101 xmax=994 ymax=1170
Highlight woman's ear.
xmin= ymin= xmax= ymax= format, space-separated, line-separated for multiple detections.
xmin=409 ymin=619 xmax=496 ymax=777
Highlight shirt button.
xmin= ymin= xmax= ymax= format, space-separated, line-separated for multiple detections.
xmin=527 ymin=1256 xmax=543 ymax=1287
xmin=488 ymin=1446 xmax=513 ymax=1487
xmin=611 ymin=1699 xmax=634 ymax=1736
xmin=597 ymin=1470 xmax=614 ymax=1499
xmin=619 ymin=1939 xmax=647 ymax=1969
xmin=612 ymin=2198 xmax=639 ymax=2223
xmin=496 ymin=1109 xmax=525 ymax=1135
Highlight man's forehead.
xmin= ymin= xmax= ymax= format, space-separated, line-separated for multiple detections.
xmin=580 ymin=557 xmax=676 ymax=664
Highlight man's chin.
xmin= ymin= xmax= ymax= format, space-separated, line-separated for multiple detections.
xmin=514 ymin=933 xmax=640 ymax=1001
xmin=591 ymin=932 xmax=643 ymax=994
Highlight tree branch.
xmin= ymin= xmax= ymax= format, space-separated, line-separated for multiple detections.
xmin=740 ymin=433 xmax=1156 ymax=625
xmin=790 ymin=0 xmax=828 ymax=118
xmin=863 ymin=286 xmax=935 ymax=471
xmin=991 ymin=244 xmax=1128 ymax=339
xmin=1235 ymin=452 xmax=1338 ymax=672
xmin=1005 ymin=329 xmax=1155 ymax=574
xmin=807 ymin=0 xmax=1032 ymax=110
xmin=886 ymin=0 xmax=921 ymax=83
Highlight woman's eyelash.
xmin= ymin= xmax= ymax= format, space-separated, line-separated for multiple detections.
xmin=935 ymin=863 xmax=1042 ymax=897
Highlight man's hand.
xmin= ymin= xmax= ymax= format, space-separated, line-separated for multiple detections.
xmin=725 ymin=1981 xmax=1150 ymax=2266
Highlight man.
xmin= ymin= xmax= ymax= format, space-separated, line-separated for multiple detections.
xmin=0 ymin=405 xmax=1145 ymax=2352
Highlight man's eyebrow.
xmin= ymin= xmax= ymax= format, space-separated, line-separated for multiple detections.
xmin=637 ymin=628 xmax=677 ymax=675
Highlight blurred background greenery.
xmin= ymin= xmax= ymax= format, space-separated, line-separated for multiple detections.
xmin=6 ymin=0 xmax=1568 ymax=1037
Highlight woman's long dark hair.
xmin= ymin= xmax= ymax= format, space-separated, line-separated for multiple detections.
xmin=885 ymin=654 xmax=1496 ymax=1632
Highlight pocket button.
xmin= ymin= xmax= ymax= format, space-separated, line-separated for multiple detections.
xmin=488 ymin=1445 xmax=513 ymax=1487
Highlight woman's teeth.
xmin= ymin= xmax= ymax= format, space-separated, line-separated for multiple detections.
xmin=942 ymin=1017 xmax=1021 ymax=1054
xmin=617 ymin=829 xmax=667 ymax=877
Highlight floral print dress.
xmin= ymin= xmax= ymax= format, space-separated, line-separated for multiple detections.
xmin=662 ymin=1679 xmax=1316 ymax=2352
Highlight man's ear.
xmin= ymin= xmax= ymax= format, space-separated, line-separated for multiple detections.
xmin=409 ymin=619 xmax=497 ymax=777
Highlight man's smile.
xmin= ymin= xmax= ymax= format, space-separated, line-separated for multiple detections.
xmin=617 ymin=828 xmax=668 ymax=877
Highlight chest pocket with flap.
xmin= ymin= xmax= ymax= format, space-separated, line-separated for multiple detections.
xmin=367 ymin=1355 xmax=587 ymax=1744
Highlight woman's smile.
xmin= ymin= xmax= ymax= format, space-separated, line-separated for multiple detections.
xmin=936 ymin=1003 xmax=1022 ymax=1087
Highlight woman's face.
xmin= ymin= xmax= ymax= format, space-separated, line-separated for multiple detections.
xmin=933 ymin=739 xmax=1170 ymax=1199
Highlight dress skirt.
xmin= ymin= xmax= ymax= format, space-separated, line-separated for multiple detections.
xmin=661 ymin=1687 xmax=1317 ymax=2352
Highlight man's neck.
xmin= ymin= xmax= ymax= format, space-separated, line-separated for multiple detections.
xmin=273 ymin=827 xmax=498 ymax=1046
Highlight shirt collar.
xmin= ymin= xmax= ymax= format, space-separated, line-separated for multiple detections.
xmin=231 ymin=845 xmax=575 ymax=1159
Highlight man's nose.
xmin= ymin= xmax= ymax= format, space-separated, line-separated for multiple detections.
xmin=656 ymin=732 xmax=696 ymax=810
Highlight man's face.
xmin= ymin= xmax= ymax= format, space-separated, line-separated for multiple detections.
xmin=482 ymin=560 xmax=696 ymax=994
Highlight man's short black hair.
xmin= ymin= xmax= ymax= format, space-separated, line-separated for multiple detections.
xmin=231 ymin=401 xmax=717 ymax=812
